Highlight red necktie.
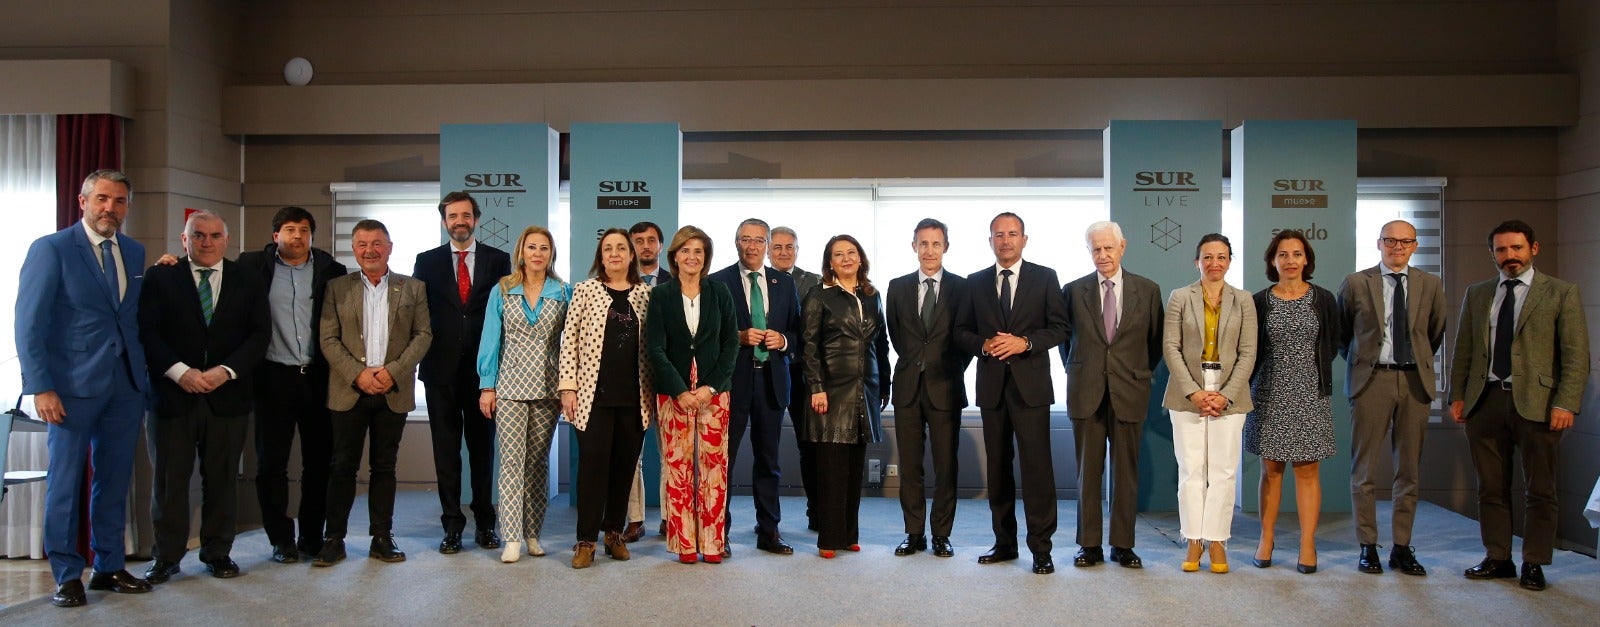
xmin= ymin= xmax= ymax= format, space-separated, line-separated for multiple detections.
xmin=456 ymin=251 xmax=471 ymax=305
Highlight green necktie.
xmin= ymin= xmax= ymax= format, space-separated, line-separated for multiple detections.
xmin=198 ymin=268 xmax=215 ymax=325
xmin=749 ymin=271 xmax=768 ymax=362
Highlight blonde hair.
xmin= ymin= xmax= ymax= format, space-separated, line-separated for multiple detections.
xmin=500 ymin=225 xmax=561 ymax=291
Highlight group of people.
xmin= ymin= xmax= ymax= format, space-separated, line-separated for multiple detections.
xmin=17 ymin=170 xmax=1588 ymax=610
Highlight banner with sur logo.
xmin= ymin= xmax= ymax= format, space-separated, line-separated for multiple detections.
xmin=440 ymin=123 xmax=560 ymax=250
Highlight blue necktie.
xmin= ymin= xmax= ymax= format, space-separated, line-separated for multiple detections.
xmin=99 ymin=239 xmax=120 ymax=305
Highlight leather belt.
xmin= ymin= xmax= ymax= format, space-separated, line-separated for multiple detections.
xmin=751 ymin=361 xmax=766 ymax=370
xmin=1374 ymin=363 xmax=1417 ymax=371
xmin=1489 ymin=379 xmax=1513 ymax=391
xmin=268 ymin=361 xmax=313 ymax=375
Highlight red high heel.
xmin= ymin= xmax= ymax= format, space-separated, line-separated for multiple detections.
xmin=819 ymin=549 xmax=836 ymax=559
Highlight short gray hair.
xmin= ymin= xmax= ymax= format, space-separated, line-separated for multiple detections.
xmin=80 ymin=169 xmax=132 ymax=197
xmin=1084 ymin=220 xmax=1124 ymax=247
xmin=736 ymin=218 xmax=770 ymax=243
xmin=771 ymin=226 xmax=797 ymax=241
xmin=184 ymin=210 xmax=229 ymax=238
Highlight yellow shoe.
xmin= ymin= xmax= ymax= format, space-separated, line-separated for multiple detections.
xmin=1182 ymin=560 xmax=1200 ymax=572
xmin=1210 ymin=562 xmax=1229 ymax=574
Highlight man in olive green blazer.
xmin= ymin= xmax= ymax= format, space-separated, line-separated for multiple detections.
xmin=1449 ymin=220 xmax=1589 ymax=592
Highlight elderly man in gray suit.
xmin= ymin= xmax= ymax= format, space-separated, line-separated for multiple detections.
xmin=1337 ymin=220 xmax=1447 ymax=576
xmin=1450 ymin=219 xmax=1588 ymax=592
xmin=1060 ymin=220 xmax=1164 ymax=569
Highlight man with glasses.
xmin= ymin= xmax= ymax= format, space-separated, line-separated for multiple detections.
xmin=711 ymin=219 xmax=802 ymax=556
xmin=1336 ymin=220 xmax=1446 ymax=576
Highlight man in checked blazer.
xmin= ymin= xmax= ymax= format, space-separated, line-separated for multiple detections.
xmin=953 ymin=212 xmax=1070 ymax=575
xmin=1449 ymin=219 xmax=1589 ymax=592
xmin=1336 ymin=220 xmax=1447 ymax=576
xmin=314 ymin=219 xmax=433 ymax=567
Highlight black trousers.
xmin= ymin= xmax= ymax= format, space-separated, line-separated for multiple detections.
xmin=254 ymin=362 xmax=333 ymax=550
xmin=979 ymin=372 xmax=1056 ymax=556
xmin=425 ymin=364 xmax=497 ymax=534
xmin=1072 ymin=387 xmax=1143 ymax=550
xmin=325 ymin=394 xmax=407 ymax=539
xmin=1466 ymin=386 xmax=1563 ymax=564
xmin=727 ymin=366 xmax=785 ymax=535
xmin=148 ymin=402 xmax=248 ymax=563
xmin=813 ymin=442 xmax=866 ymax=550
xmin=575 ymin=406 xmax=645 ymax=542
xmin=895 ymin=378 xmax=961 ymax=537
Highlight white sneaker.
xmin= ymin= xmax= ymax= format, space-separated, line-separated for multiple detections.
xmin=501 ymin=542 xmax=522 ymax=563
xmin=528 ymin=538 xmax=546 ymax=557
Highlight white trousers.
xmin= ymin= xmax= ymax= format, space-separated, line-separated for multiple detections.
xmin=1170 ymin=368 xmax=1245 ymax=542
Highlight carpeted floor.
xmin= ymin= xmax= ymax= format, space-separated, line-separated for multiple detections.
xmin=2 ymin=491 xmax=1596 ymax=625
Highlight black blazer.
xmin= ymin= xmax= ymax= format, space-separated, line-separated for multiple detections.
xmin=138 ymin=258 xmax=271 ymax=418
xmin=235 ymin=243 xmax=348 ymax=367
xmin=646 ymin=277 xmax=740 ymax=396
xmin=886 ymin=270 xmax=972 ymax=411
xmin=953 ymin=261 xmax=1071 ymax=410
xmin=414 ymin=242 xmax=512 ymax=383
xmin=710 ymin=263 xmax=802 ymax=410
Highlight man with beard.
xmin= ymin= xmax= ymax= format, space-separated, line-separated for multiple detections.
xmin=414 ymin=192 xmax=511 ymax=554
xmin=623 ymin=220 xmax=670 ymax=541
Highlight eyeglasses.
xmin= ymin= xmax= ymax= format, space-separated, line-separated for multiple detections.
xmin=738 ymin=237 xmax=768 ymax=246
xmin=1380 ymin=238 xmax=1418 ymax=248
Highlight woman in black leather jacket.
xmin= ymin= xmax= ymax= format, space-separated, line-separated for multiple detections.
xmin=801 ymin=234 xmax=891 ymax=559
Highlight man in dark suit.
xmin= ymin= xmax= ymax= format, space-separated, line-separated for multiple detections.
xmin=139 ymin=211 xmax=270 ymax=584
xmin=887 ymin=218 xmax=971 ymax=558
xmin=1060 ymin=220 xmax=1163 ymax=570
xmin=237 ymin=206 xmax=348 ymax=564
xmin=711 ymin=218 xmax=802 ymax=555
xmin=1336 ymin=219 xmax=1446 ymax=576
xmin=1450 ymin=220 xmax=1589 ymax=592
xmin=414 ymin=191 xmax=512 ymax=554
xmin=770 ymin=225 xmax=822 ymax=530
xmin=953 ymin=212 xmax=1069 ymax=575
xmin=17 ymin=169 xmax=153 ymax=607
xmin=625 ymin=220 xmax=670 ymax=541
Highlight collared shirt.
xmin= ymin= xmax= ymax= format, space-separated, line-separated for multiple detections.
xmin=917 ymin=268 xmax=945 ymax=313
xmin=452 ymin=239 xmax=478 ymax=285
xmin=1097 ymin=267 xmax=1125 ymax=327
xmin=362 ymin=271 xmax=392 ymax=368
xmin=164 ymin=258 xmax=235 ymax=383
xmin=993 ymin=258 xmax=1023 ymax=309
xmin=82 ymin=219 xmax=127 ymax=301
xmin=1487 ymin=266 xmax=1535 ymax=383
xmin=1379 ymin=265 xmax=1409 ymax=365
xmin=265 ymin=251 xmax=316 ymax=366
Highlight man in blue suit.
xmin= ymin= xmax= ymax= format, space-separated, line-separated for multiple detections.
xmin=711 ymin=218 xmax=802 ymax=556
xmin=16 ymin=169 xmax=153 ymax=607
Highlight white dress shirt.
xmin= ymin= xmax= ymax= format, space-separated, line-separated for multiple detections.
xmin=362 ymin=271 xmax=392 ymax=368
xmin=993 ymin=258 xmax=1023 ymax=309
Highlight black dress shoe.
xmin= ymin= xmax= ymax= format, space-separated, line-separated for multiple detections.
xmin=1519 ymin=563 xmax=1546 ymax=591
xmin=296 ymin=538 xmax=323 ymax=557
xmin=475 ymin=528 xmax=502 ymax=550
xmin=1073 ymin=546 xmax=1104 ymax=567
xmin=1463 ymin=557 xmax=1517 ymax=580
xmin=144 ymin=560 xmax=181 ymax=584
xmin=1032 ymin=553 xmax=1055 ymax=574
xmin=931 ymin=536 xmax=954 ymax=558
xmin=312 ymin=539 xmax=346 ymax=567
xmin=977 ymin=546 xmax=1019 ymax=564
xmin=1388 ymin=545 xmax=1427 ymax=576
xmin=52 ymin=580 xmax=85 ymax=608
xmin=755 ymin=532 xmax=794 ymax=555
xmin=203 ymin=557 xmax=241 ymax=579
xmin=271 ymin=544 xmax=300 ymax=564
xmin=86 ymin=569 xmax=152 ymax=594
xmin=1109 ymin=547 xmax=1142 ymax=569
xmin=1358 ymin=543 xmax=1383 ymax=574
xmin=439 ymin=531 xmax=463 ymax=554
xmin=371 ymin=535 xmax=407 ymax=563
xmin=894 ymin=534 xmax=927 ymax=556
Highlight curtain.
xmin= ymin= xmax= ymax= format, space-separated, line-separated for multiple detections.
xmin=55 ymin=113 xmax=122 ymax=229
xmin=0 ymin=114 xmax=58 ymax=558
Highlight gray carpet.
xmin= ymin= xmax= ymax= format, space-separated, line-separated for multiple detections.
xmin=3 ymin=491 xmax=1596 ymax=625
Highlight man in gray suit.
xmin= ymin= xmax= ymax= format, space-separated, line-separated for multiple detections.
xmin=1060 ymin=220 xmax=1164 ymax=569
xmin=1450 ymin=219 xmax=1588 ymax=592
xmin=769 ymin=226 xmax=822 ymax=529
xmin=1337 ymin=220 xmax=1446 ymax=576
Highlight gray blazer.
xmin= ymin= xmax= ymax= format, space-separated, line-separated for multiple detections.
xmin=1061 ymin=270 xmax=1165 ymax=423
xmin=320 ymin=272 xmax=433 ymax=414
xmin=1336 ymin=265 xmax=1447 ymax=400
xmin=1161 ymin=280 xmax=1257 ymax=414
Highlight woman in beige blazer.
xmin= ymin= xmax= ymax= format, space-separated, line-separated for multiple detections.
xmin=558 ymin=228 xmax=653 ymax=569
xmin=1162 ymin=233 xmax=1257 ymax=574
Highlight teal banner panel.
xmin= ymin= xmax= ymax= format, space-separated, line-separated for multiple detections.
xmin=1231 ymin=120 xmax=1357 ymax=514
xmin=566 ymin=122 xmax=682 ymax=508
xmin=1104 ymin=120 xmax=1224 ymax=513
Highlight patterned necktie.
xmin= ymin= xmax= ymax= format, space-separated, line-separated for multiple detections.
xmin=749 ymin=271 xmax=768 ymax=362
xmin=1491 ymin=279 xmax=1517 ymax=380
xmin=998 ymin=269 xmax=1013 ymax=323
xmin=920 ymin=278 xmax=937 ymax=332
xmin=198 ymin=268 xmax=216 ymax=325
xmin=99 ymin=239 xmax=120 ymax=304
xmin=1103 ymin=279 xmax=1118 ymax=343
xmin=1389 ymin=273 xmax=1413 ymax=364
xmin=455 ymin=251 xmax=471 ymax=305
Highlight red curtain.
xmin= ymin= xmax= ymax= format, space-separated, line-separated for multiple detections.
xmin=55 ymin=114 xmax=123 ymax=230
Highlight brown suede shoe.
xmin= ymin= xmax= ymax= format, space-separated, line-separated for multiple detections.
xmin=622 ymin=521 xmax=645 ymax=543
xmin=572 ymin=541 xmax=596 ymax=569
xmin=603 ymin=531 xmax=631 ymax=561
